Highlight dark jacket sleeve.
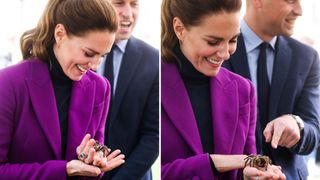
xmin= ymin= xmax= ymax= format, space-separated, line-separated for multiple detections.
xmin=291 ymin=49 xmax=320 ymax=155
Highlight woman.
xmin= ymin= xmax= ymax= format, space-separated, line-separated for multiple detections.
xmin=0 ymin=0 xmax=125 ymax=179
xmin=161 ymin=0 xmax=285 ymax=179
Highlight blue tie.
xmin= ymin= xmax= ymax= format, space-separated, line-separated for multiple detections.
xmin=104 ymin=44 xmax=117 ymax=94
xmin=103 ymin=45 xmax=117 ymax=144
xmin=257 ymin=42 xmax=272 ymax=157
xmin=257 ymin=42 xmax=270 ymax=128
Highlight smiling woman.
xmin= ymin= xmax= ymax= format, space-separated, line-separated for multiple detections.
xmin=52 ymin=25 xmax=115 ymax=81
xmin=0 ymin=0 xmax=125 ymax=179
xmin=172 ymin=11 xmax=240 ymax=77
xmin=160 ymin=0 xmax=285 ymax=179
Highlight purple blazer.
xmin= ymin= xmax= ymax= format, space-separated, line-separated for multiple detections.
xmin=161 ymin=62 xmax=257 ymax=179
xmin=0 ymin=59 xmax=111 ymax=179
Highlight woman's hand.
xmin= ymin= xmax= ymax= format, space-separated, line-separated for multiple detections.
xmin=76 ymin=134 xmax=99 ymax=165
xmin=76 ymin=134 xmax=125 ymax=170
xmin=243 ymin=165 xmax=286 ymax=180
xmin=66 ymin=159 xmax=101 ymax=177
xmin=77 ymin=134 xmax=110 ymax=166
xmin=100 ymin=149 xmax=125 ymax=172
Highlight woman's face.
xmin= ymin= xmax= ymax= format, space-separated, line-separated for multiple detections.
xmin=174 ymin=11 xmax=240 ymax=77
xmin=54 ymin=24 xmax=115 ymax=81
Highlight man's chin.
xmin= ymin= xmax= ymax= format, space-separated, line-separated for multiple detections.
xmin=281 ymin=29 xmax=294 ymax=37
xmin=116 ymin=33 xmax=132 ymax=41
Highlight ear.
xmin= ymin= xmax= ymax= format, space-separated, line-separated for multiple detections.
xmin=54 ymin=24 xmax=67 ymax=45
xmin=173 ymin=17 xmax=186 ymax=41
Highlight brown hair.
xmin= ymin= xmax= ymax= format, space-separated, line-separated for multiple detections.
xmin=161 ymin=0 xmax=242 ymax=63
xmin=20 ymin=0 xmax=118 ymax=61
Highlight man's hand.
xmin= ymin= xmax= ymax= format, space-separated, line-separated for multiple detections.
xmin=263 ymin=115 xmax=301 ymax=149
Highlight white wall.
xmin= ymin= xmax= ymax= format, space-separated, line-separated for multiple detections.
xmin=0 ymin=0 xmax=160 ymax=67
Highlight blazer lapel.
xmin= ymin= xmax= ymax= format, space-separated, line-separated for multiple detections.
xmin=269 ymin=37 xmax=291 ymax=117
xmin=162 ymin=63 xmax=203 ymax=154
xmin=111 ymin=38 xmax=142 ymax=121
xmin=25 ymin=61 xmax=61 ymax=159
xmin=66 ymin=74 xmax=95 ymax=159
xmin=211 ymin=70 xmax=238 ymax=154
xmin=228 ymin=34 xmax=252 ymax=80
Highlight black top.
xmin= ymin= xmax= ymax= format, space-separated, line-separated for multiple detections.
xmin=49 ymin=48 xmax=72 ymax=159
xmin=175 ymin=45 xmax=214 ymax=154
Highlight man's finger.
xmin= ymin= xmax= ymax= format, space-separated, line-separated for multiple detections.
xmin=263 ymin=122 xmax=274 ymax=143
xmin=285 ymin=137 xmax=299 ymax=148
xmin=271 ymin=124 xmax=285 ymax=149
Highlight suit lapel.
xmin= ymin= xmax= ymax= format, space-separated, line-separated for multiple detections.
xmin=162 ymin=63 xmax=203 ymax=154
xmin=111 ymin=38 xmax=142 ymax=119
xmin=211 ymin=70 xmax=238 ymax=154
xmin=25 ymin=61 xmax=61 ymax=159
xmin=66 ymin=74 xmax=95 ymax=159
xmin=228 ymin=34 xmax=252 ymax=80
xmin=269 ymin=37 xmax=291 ymax=117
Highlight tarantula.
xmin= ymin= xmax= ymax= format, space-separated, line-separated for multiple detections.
xmin=93 ymin=141 xmax=111 ymax=157
xmin=244 ymin=154 xmax=272 ymax=171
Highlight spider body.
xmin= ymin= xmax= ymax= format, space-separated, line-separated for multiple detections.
xmin=244 ymin=154 xmax=272 ymax=171
xmin=93 ymin=141 xmax=110 ymax=157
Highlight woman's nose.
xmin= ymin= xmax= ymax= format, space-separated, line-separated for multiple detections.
xmin=90 ymin=58 xmax=102 ymax=71
xmin=216 ymin=45 xmax=230 ymax=60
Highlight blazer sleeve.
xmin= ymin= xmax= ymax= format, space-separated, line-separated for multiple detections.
xmin=292 ymin=50 xmax=320 ymax=155
xmin=112 ymin=72 xmax=159 ymax=179
xmin=0 ymin=69 xmax=68 ymax=179
xmin=162 ymin=153 xmax=215 ymax=179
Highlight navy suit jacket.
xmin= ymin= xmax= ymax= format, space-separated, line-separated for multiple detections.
xmin=223 ymin=34 xmax=320 ymax=180
xmin=102 ymin=37 xmax=159 ymax=180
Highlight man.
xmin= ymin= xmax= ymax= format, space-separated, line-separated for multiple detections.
xmin=97 ymin=0 xmax=159 ymax=179
xmin=223 ymin=0 xmax=320 ymax=179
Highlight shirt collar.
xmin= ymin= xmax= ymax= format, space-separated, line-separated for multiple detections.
xmin=115 ymin=39 xmax=128 ymax=53
xmin=241 ymin=20 xmax=277 ymax=52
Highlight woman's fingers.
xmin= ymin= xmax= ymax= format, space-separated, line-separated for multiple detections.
xmin=106 ymin=149 xmax=122 ymax=161
xmin=243 ymin=166 xmax=263 ymax=179
xmin=100 ymin=154 xmax=125 ymax=172
xmin=76 ymin=137 xmax=122 ymax=169
xmin=78 ymin=138 xmax=95 ymax=162
xmin=93 ymin=151 xmax=107 ymax=167
xmin=84 ymin=148 xmax=96 ymax=164
xmin=67 ymin=160 xmax=101 ymax=177
xmin=108 ymin=154 xmax=125 ymax=164
xmin=76 ymin=134 xmax=91 ymax=155
xmin=269 ymin=165 xmax=286 ymax=180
